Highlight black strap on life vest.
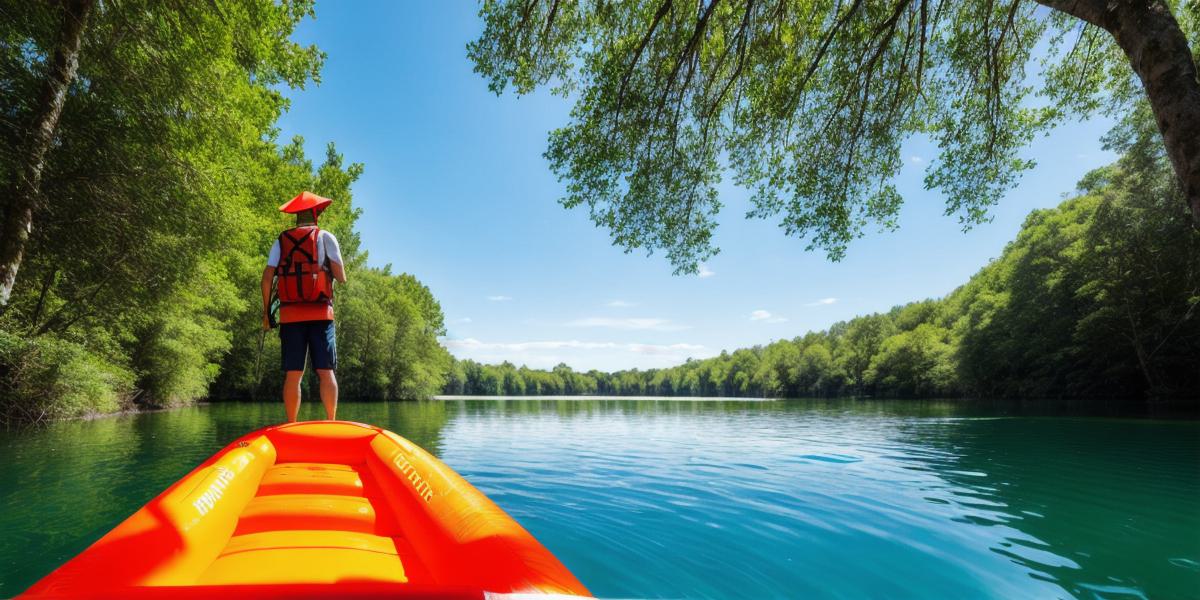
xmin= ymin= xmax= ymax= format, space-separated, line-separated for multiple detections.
xmin=291 ymin=262 xmax=303 ymax=299
xmin=281 ymin=228 xmax=316 ymax=265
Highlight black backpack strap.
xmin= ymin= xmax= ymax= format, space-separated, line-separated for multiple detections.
xmin=275 ymin=232 xmax=288 ymax=275
xmin=292 ymin=262 xmax=304 ymax=298
xmin=282 ymin=229 xmax=315 ymax=264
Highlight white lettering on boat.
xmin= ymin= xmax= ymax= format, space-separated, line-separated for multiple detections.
xmin=392 ymin=453 xmax=435 ymax=503
xmin=192 ymin=467 xmax=235 ymax=516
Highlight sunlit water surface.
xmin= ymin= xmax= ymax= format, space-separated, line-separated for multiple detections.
xmin=0 ymin=399 xmax=1197 ymax=599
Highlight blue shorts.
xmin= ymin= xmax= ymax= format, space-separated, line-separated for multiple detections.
xmin=280 ymin=320 xmax=337 ymax=372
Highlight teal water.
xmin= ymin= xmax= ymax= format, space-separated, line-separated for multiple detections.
xmin=0 ymin=399 xmax=1197 ymax=599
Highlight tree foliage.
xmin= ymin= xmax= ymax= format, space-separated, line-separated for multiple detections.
xmin=0 ymin=2 xmax=449 ymax=424
xmin=470 ymin=0 xmax=1200 ymax=273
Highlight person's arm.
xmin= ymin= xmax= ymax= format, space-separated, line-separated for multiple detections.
xmin=263 ymin=239 xmax=280 ymax=330
xmin=324 ymin=232 xmax=347 ymax=283
xmin=261 ymin=267 xmax=274 ymax=330
xmin=330 ymin=260 xmax=346 ymax=283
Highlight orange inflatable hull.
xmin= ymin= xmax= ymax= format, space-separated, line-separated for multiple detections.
xmin=22 ymin=421 xmax=591 ymax=599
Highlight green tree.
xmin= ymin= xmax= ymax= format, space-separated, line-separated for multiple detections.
xmin=754 ymin=340 xmax=800 ymax=397
xmin=1 ymin=1 xmax=326 ymax=411
xmin=1 ymin=0 xmax=324 ymax=303
xmin=1074 ymin=105 xmax=1200 ymax=398
xmin=797 ymin=340 xmax=842 ymax=396
xmin=499 ymin=362 xmax=527 ymax=395
xmin=956 ymin=104 xmax=1200 ymax=398
xmin=868 ymin=324 xmax=958 ymax=397
xmin=333 ymin=268 xmax=451 ymax=400
xmin=470 ymin=0 xmax=1199 ymax=273
xmin=444 ymin=360 xmax=467 ymax=395
xmin=836 ymin=314 xmax=896 ymax=393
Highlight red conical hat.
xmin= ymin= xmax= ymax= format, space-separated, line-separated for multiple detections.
xmin=278 ymin=191 xmax=332 ymax=214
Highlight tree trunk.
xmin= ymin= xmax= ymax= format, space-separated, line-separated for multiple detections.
xmin=1036 ymin=0 xmax=1200 ymax=224
xmin=0 ymin=0 xmax=95 ymax=306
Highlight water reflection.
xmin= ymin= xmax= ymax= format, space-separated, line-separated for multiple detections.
xmin=903 ymin=417 xmax=1200 ymax=599
xmin=0 ymin=399 xmax=1196 ymax=599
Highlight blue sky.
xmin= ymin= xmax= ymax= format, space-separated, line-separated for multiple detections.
xmin=276 ymin=2 xmax=1117 ymax=372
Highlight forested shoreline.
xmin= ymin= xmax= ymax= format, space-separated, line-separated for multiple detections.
xmin=0 ymin=2 xmax=450 ymax=426
xmin=445 ymin=110 xmax=1200 ymax=404
xmin=2 ymin=2 xmax=1197 ymax=426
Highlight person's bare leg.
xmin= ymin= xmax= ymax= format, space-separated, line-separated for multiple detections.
xmin=317 ymin=369 xmax=338 ymax=420
xmin=284 ymin=370 xmax=304 ymax=422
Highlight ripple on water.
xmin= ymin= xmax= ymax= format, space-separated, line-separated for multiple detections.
xmin=797 ymin=453 xmax=864 ymax=464
xmin=1169 ymin=557 xmax=1200 ymax=572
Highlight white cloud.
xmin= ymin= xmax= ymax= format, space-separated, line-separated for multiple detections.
xmin=628 ymin=342 xmax=705 ymax=355
xmin=445 ymin=338 xmax=617 ymax=352
xmin=606 ymin=299 xmax=635 ymax=308
xmin=566 ymin=317 xmax=689 ymax=331
xmin=909 ymin=155 xmax=924 ymax=164
xmin=698 ymin=264 xmax=715 ymax=278
xmin=805 ymin=297 xmax=838 ymax=307
xmin=487 ymin=295 xmax=513 ymax=302
xmin=445 ymin=338 xmax=707 ymax=354
xmin=750 ymin=309 xmax=788 ymax=323
xmin=455 ymin=317 xmax=472 ymax=324
xmin=443 ymin=337 xmax=711 ymax=370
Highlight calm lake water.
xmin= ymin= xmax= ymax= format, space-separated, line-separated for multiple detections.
xmin=0 ymin=398 xmax=1197 ymax=599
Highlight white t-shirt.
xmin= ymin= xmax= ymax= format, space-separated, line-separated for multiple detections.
xmin=267 ymin=229 xmax=344 ymax=269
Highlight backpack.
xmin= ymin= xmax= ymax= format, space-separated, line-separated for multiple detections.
xmin=275 ymin=225 xmax=334 ymax=304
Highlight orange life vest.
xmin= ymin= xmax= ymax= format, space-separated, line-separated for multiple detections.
xmin=276 ymin=226 xmax=334 ymax=306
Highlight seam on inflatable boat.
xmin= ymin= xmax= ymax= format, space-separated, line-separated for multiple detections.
xmin=217 ymin=545 xmax=401 ymax=559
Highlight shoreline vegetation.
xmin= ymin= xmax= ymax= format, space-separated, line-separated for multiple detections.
xmin=1 ymin=3 xmax=1197 ymax=427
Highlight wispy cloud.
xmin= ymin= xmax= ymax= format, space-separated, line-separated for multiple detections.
xmin=750 ymin=309 xmax=788 ymax=323
xmin=445 ymin=338 xmax=616 ymax=352
xmin=909 ymin=155 xmax=924 ymax=165
xmin=606 ymin=300 xmax=635 ymax=308
xmin=487 ymin=295 xmax=513 ymax=302
xmin=442 ymin=337 xmax=711 ymax=370
xmin=444 ymin=338 xmax=705 ymax=354
xmin=628 ymin=342 xmax=705 ymax=355
xmin=698 ymin=264 xmax=715 ymax=278
xmin=805 ymin=297 xmax=838 ymax=307
xmin=455 ymin=317 xmax=472 ymax=324
xmin=566 ymin=317 xmax=690 ymax=331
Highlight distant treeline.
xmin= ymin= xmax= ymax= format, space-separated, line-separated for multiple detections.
xmin=0 ymin=2 xmax=450 ymax=425
xmin=446 ymin=109 xmax=1200 ymax=403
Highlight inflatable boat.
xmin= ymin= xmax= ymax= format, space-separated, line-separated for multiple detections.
xmin=22 ymin=421 xmax=590 ymax=599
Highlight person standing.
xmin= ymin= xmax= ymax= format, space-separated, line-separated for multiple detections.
xmin=262 ymin=191 xmax=347 ymax=422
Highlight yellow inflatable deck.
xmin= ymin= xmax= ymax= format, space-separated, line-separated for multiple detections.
xmin=22 ymin=421 xmax=591 ymax=599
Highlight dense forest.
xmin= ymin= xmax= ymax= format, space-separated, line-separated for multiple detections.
xmin=445 ymin=108 xmax=1200 ymax=403
xmin=0 ymin=1 xmax=450 ymax=425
